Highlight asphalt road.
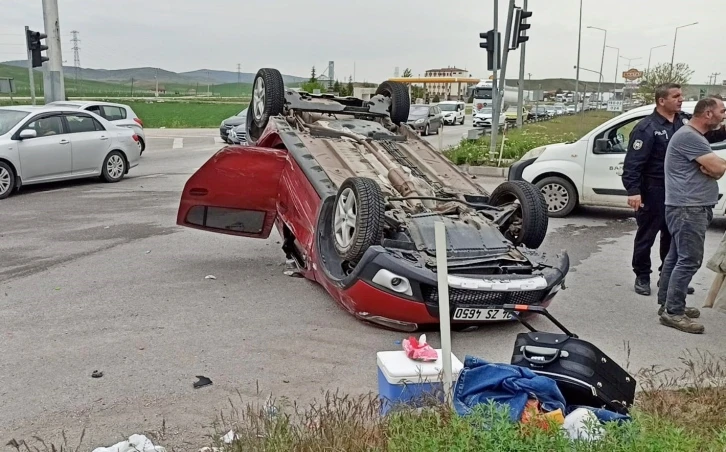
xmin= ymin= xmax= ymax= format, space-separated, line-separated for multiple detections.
xmin=2 ymin=128 xmax=726 ymax=450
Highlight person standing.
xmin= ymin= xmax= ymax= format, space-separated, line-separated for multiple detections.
xmin=658 ymin=96 xmax=726 ymax=334
xmin=622 ymin=84 xmax=726 ymax=296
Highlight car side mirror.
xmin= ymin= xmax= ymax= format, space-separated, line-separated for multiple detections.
xmin=595 ymin=138 xmax=610 ymax=153
xmin=19 ymin=129 xmax=37 ymax=140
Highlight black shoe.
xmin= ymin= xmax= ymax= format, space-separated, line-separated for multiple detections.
xmin=635 ymin=277 xmax=651 ymax=296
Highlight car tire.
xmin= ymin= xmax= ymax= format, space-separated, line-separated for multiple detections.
xmin=488 ymin=180 xmax=548 ymax=249
xmin=138 ymin=137 xmax=146 ymax=155
xmin=332 ymin=177 xmax=385 ymax=264
xmin=535 ymin=176 xmax=578 ymax=218
xmin=374 ymin=81 xmax=410 ymax=125
xmin=251 ymin=68 xmax=285 ymax=129
xmin=101 ymin=151 xmax=126 ymax=183
xmin=0 ymin=161 xmax=16 ymax=200
xmin=423 ymin=124 xmax=429 ymax=136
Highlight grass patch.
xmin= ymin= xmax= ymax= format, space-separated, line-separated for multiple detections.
xmin=444 ymin=111 xmax=616 ymax=166
xmin=127 ymin=101 xmax=248 ymax=128
xmin=9 ymin=351 xmax=726 ymax=451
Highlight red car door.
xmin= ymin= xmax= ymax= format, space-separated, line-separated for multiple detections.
xmin=177 ymin=146 xmax=288 ymax=239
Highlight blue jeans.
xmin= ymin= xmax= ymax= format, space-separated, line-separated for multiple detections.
xmin=658 ymin=206 xmax=713 ymax=315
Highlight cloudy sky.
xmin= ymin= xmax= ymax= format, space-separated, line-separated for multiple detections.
xmin=1 ymin=0 xmax=723 ymax=85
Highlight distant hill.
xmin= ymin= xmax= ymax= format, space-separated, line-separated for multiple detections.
xmin=0 ymin=60 xmax=307 ymax=86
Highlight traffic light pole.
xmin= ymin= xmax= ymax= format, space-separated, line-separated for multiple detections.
xmin=516 ymin=0 xmax=528 ymax=128
xmin=491 ymin=0 xmax=515 ymax=161
xmin=489 ymin=0 xmax=499 ymax=160
xmin=24 ymin=26 xmax=37 ymax=105
xmin=42 ymin=0 xmax=65 ymax=102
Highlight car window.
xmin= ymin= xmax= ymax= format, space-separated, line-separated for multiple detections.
xmin=596 ymin=117 xmax=644 ymax=154
xmin=86 ymin=105 xmax=102 ymax=116
xmin=24 ymin=115 xmax=65 ymax=136
xmin=101 ymin=106 xmax=126 ymax=121
xmin=65 ymin=113 xmax=105 ymax=133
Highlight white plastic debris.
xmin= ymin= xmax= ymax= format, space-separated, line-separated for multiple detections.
xmin=222 ymin=430 xmax=238 ymax=444
xmin=205 ymin=275 xmax=217 ymax=280
xmin=92 ymin=434 xmax=166 ymax=452
xmin=562 ymin=408 xmax=604 ymax=442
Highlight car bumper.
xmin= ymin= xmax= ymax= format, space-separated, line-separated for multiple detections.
xmin=507 ymin=157 xmax=537 ymax=181
xmin=336 ymin=245 xmax=569 ymax=331
xmin=219 ymin=125 xmax=233 ymax=141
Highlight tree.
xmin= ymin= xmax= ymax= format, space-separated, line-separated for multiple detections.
xmin=638 ymin=62 xmax=694 ymax=103
xmin=310 ymin=66 xmax=317 ymax=83
xmin=432 ymin=94 xmax=440 ymax=103
xmin=346 ymin=76 xmax=354 ymax=97
xmin=333 ymin=80 xmax=342 ymax=95
xmin=402 ymin=68 xmax=413 ymax=78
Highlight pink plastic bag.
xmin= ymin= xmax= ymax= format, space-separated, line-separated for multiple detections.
xmin=402 ymin=334 xmax=438 ymax=362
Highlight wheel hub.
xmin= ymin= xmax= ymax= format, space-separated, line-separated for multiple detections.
xmin=541 ymin=183 xmax=569 ymax=212
xmin=107 ymin=155 xmax=124 ymax=179
xmin=0 ymin=167 xmax=10 ymax=195
xmin=253 ymin=77 xmax=266 ymax=121
xmin=334 ymin=187 xmax=357 ymax=249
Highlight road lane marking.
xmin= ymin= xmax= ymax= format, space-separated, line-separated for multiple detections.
xmin=172 ymin=138 xmax=184 ymax=149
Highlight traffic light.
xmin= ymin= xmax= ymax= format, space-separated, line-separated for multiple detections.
xmin=25 ymin=29 xmax=49 ymax=68
xmin=510 ymin=7 xmax=532 ymax=50
xmin=479 ymin=30 xmax=500 ymax=71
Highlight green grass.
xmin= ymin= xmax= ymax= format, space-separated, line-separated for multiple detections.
xmin=444 ymin=111 xmax=616 ymax=166
xmin=127 ymin=101 xmax=248 ymax=128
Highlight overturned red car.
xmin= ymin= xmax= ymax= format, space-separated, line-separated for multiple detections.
xmin=177 ymin=68 xmax=569 ymax=331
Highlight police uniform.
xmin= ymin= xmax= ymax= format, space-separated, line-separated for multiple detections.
xmin=622 ymin=109 xmax=726 ymax=291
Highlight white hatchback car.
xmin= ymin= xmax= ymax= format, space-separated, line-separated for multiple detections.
xmin=0 ymin=106 xmax=141 ymax=200
xmin=48 ymin=101 xmax=147 ymax=154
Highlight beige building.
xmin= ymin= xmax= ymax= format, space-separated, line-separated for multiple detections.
xmin=423 ymin=67 xmax=469 ymax=100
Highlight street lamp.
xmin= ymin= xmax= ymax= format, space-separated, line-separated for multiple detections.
xmin=620 ymin=55 xmax=642 ymax=69
xmin=606 ymin=45 xmax=620 ymax=98
xmin=574 ymin=65 xmax=603 ymax=111
xmin=587 ymin=26 xmax=606 ymax=103
xmin=670 ymin=22 xmax=698 ymax=79
xmin=647 ymin=44 xmax=666 ymax=74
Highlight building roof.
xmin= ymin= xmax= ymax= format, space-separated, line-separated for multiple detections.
xmin=425 ymin=67 xmax=467 ymax=73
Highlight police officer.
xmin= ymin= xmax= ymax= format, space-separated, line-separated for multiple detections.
xmin=622 ymin=84 xmax=726 ymax=296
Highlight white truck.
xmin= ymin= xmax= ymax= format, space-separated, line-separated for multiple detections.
xmin=471 ymin=80 xmax=518 ymax=128
xmin=507 ymin=101 xmax=726 ymax=217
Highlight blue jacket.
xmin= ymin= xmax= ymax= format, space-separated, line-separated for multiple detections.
xmin=453 ymin=356 xmax=630 ymax=423
xmin=453 ymin=356 xmax=567 ymax=421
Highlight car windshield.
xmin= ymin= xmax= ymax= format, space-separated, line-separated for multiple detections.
xmin=0 ymin=110 xmax=30 ymax=135
xmin=438 ymin=104 xmax=457 ymax=111
xmin=477 ymin=107 xmax=493 ymax=114
xmin=408 ymin=105 xmax=429 ymax=118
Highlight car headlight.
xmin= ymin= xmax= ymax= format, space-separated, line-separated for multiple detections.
xmin=372 ymin=269 xmax=413 ymax=296
xmin=415 ymin=119 xmax=424 ymax=124
xmin=520 ymin=146 xmax=547 ymax=161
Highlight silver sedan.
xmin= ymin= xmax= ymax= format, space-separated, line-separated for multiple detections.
xmin=0 ymin=106 xmax=141 ymax=199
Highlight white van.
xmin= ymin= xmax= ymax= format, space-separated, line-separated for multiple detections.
xmin=438 ymin=101 xmax=466 ymax=125
xmin=507 ymin=101 xmax=726 ymax=217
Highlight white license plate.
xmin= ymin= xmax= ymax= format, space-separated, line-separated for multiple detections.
xmin=453 ymin=308 xmax=513 ymax=321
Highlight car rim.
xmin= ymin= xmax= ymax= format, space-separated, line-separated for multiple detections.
xmin=0 ymin=167 xmax=10 ymax=195
xmin=107 ymin=155 xmax=124 ymax=179
xmin=334 ymin=187 xmax=357 ymax=249
xmin=253 ymin=77 xmax=266 ymax=121
xmin=541 ymin=183 xmax=569 ymax=212
xmin=137 ymin=140 xmax=142 ymax=151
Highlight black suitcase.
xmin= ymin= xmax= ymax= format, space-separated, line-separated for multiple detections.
xmin=502 ymin=304 xmax=636 ymax=415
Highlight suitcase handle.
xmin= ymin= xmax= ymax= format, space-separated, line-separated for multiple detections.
xmin=521 ymin=345 xmax=569 ymax=365
xmin=502 ymin=304 xmax=578 ymax=338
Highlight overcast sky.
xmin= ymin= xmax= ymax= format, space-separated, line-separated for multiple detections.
xmin=1 ymin=0 xmax=723 ymax=85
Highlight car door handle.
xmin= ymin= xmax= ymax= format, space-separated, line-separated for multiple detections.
xmin=59 ymin=139 xmax=70 ymax=145
xmin=100 ymin=136 xmax=108 ymax=140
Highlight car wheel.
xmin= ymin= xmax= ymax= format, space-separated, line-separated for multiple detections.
xmin=332 ymin=177 xmax=384 ymax=264
xmin=252 ymin=68 xmax=285 ymax=129
xmin=0 ymin=161 xmax=15 ymax=200
xmin=488 ymin=180 xmax=548 ymax=249
xmin=535 ymin=176 xmax=578 ymax=218
xmin=102 ymin=151 xmax=126 ymax=183
xmin=374 ymin=81 xmax=410 ymax=125
xmin=460 ymin=116 xmax=465 ymax=125
xmin=138 ymin=137 xmax=145 ymax=155
xmin=423 ymin=124 xmax=429 ymax=136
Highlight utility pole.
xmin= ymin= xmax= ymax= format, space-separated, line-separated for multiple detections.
xmin=207 ymin=70 xmax=210 ymax=96
xmin=42 ymin=0 xmax=66 ymax=102
xmin=24 ymin=26 xmax=37 ymax=105
xmin=70 ymin=30 xmax=80 ymax=93
xmin=573 ymin=0 xmax=583 ymax=114
xmin=489 ymin=0 xmax=500 ymax=160
xmin=237 ymin=63 xmax=241 ymax=84
xmin=130 ymin=77 xmax=134 ymax=97
xmin=155 ymin=68 xmax=159 ymax=97
xmin=516 ymin=0 xmax=528 ymax=128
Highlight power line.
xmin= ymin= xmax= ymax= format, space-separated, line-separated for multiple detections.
xmin=70 ymin=30 xmax=81 ymax=84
